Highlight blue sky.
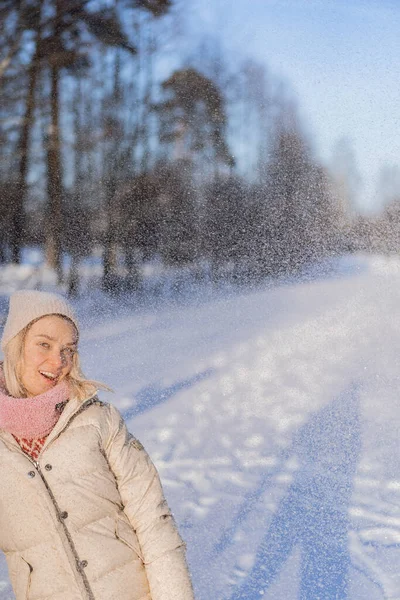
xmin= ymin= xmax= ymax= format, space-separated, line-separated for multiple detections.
xmin=186 ymin=0 xmax=400 ymax=212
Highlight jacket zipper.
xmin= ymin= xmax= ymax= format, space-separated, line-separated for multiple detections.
xmin=6 ymin=397 xmax=105 ymax=598
xmin=31 ymin=459 xmax=96 ymax=600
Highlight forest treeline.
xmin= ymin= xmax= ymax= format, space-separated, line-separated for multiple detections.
xmin=1 ymin=0 xmax=399 ymax=295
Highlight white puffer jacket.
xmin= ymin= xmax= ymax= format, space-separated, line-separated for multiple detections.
xmin=0 ymin=394 xmax=194 ymax=600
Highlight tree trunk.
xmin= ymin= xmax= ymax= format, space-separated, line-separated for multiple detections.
xmin=68 ymin=253 xmax=79 ymax=297
xmin=11 ymin=6 xmax=43 ymax=263
xmin=102 ymin=51 xmax=121 ymax=293
xmin=125 ymin=245 xmax=141 ymax=291
xmin=45 ymin=65 xmax=63 ymax=283
xmin=140 ymin=20 xmax=154 ymax=173
xmin=102 ymin=176 xmax=119 ymax=293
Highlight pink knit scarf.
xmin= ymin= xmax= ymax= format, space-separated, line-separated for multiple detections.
xmin=0 ymin=365 xmax=69 ymax=439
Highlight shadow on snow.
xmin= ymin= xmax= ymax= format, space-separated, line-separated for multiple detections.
xmin=127 ymin=369 xmax=214 ymax=418
xmin=227 ymin=382 xmax=362 ymax=600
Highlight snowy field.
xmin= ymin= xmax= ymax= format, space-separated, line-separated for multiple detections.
xmin=1 ymin=254 xmax=400 ymax=599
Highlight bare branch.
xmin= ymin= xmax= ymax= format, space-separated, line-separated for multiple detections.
xmin=0 ymin=29 xmax=23 ymax=80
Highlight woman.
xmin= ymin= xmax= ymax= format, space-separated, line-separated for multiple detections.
xmin=0 ymin=290 xmax=195 ymax=600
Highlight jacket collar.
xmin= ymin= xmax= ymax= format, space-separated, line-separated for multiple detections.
xmin=41 ymin=392 xmax=99 ymax=453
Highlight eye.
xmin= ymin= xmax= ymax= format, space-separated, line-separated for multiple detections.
xmin=62 ymin=347 xmax=76 ymax=358
xmin=39 ymin=342 xmax=50 ymax=349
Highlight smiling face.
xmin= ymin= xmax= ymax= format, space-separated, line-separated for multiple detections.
xmin=20 ymin=315 xmax=78 ymax=397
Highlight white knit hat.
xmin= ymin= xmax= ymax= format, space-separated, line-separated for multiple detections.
xmin=1 ymin=290 xmax=79 ymax=351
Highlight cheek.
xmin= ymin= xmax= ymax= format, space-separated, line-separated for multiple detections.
xmin=22 ymin=345 xmax=43 ymax=372
xmin=19 ymin=356 xmax=33 ymax=385
xmin=63 ymin=356 xmax=74 ymax=374
xmin=64 ymin=364 xmax=72 ymax=376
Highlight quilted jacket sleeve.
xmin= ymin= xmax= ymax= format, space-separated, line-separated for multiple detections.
xmin=103 ymin=404 xmax=195 ymax=600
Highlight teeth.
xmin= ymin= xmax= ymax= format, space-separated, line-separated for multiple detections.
xmin=40 ymin=371 xmax=57 ymax=380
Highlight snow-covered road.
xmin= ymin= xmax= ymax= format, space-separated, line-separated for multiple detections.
xmin=1 ymin=255 xmax=400 ymax=599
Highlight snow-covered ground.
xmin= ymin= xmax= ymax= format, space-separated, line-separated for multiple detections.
xmin=1 ymin=253 xmax=400 ymax=599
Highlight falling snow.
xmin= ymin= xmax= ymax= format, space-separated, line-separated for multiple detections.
xmin=1 ymin=254 xmax=400 ymax=599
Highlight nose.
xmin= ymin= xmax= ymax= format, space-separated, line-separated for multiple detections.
xmin=48 ymin=350 xmax=65 ymax=370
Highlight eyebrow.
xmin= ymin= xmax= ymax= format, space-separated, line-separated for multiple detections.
xmin=34 ymin=334 xmax=77 ymax=346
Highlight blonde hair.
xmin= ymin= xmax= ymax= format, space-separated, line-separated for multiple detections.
xmin=2 ymin=316 xmax=111 ymax=401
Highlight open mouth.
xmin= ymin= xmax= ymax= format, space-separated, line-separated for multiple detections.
xmin=39 ymin=371 xmax=59 ymax=384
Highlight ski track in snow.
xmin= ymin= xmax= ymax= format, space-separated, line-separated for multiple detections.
xmin=1 ymin=257 xmax=400 ymax=598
